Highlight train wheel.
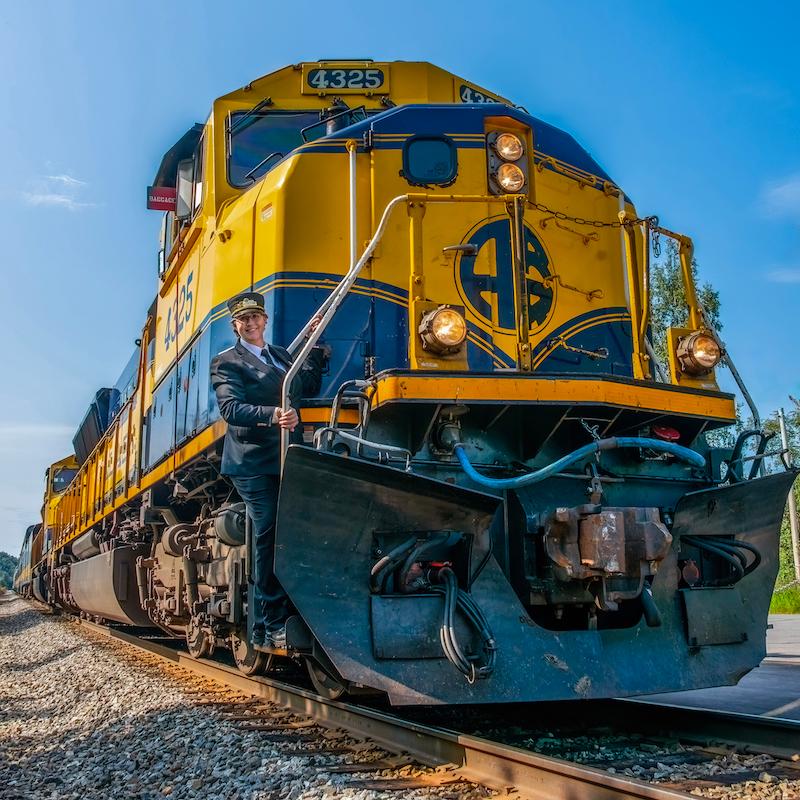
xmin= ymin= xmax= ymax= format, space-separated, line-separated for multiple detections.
xmin=305 ymin=657 xmax=347 ymax=700
xmin=186 ymin=616 xmax=212 ymax=659
xmin=230 ymin=629 xmax=267 ymax=676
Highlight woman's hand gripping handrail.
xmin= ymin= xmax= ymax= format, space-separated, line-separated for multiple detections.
xmin=279 ymin=193 xmax=411 ymax=471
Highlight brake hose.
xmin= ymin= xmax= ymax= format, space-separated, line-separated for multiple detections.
xmin=454 ymin=437 xmax=706 ymax=490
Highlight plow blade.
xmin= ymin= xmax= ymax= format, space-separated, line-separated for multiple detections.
xmin=274 ymin=446 xmax=799 ymax=705
xmin=671 ymin=470 xmax=799 ymax=648
xmin=274 ymin=446 xmax=508 ymax=703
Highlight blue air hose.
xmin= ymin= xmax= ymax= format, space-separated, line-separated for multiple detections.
xmin=453 ymin=437 xmax=706 ymax=490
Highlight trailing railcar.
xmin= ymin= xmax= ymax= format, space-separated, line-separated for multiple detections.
xmin=28 ymin=60 xmax=795 ymax=704
xmin=14 ymin=456 xmax=77 ymax=602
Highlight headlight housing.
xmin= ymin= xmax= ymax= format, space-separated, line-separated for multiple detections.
xmin=486 ymin=127 xmax=530 ymax=196
xmin=419 ymin=306 xmax=467 ymax=354
xmin=676 ymin=331 xmax=722 ymax=376
xmin=494 ymin=132 xmax=524 ymax=161
xmin=496 ymin=163 xmax=526 ymax=192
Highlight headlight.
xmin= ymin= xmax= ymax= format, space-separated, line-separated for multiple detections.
xmin=419 ymin=306 xmax=467 ymax=354
xmin=676 ymin=331 xmax=722 ymax=375
xmin=494 ymin=133 xmax=524 ymax=161
xmin=496 ymin=163 xmax=526 ymax=192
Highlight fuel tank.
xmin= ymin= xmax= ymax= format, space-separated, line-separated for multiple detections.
xmin=69 ymin=544 xmax=152 ymax=626
xmin=31 ymin=568 xmax=48 ymax=603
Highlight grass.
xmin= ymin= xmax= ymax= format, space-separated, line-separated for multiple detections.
xmin=770 ymin=584 xmax=800 ymax=614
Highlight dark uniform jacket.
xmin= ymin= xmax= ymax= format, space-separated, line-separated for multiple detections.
xmin=210 ymin=341 xmax=325 ymax=477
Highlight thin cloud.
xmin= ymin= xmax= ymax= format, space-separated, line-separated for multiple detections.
xmin=45 ymin=173 xmax=86 ymax=187
xmin=22 ymin=192 xmax=93 ymax=211
xmin=761 ymin=173 xmax=800 ymax=221
xmin=22 ymin=173 xmax=95 ymax=211
xmin=767 ymin=268 xmax=800 ymax=284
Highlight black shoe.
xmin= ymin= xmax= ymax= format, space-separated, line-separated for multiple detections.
xmin=252 ymin=624 xmax=266 ymax=646
xmin=267 ymin=626 xmax=287 ymax=649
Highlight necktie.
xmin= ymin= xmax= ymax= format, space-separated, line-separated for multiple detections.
xmin=261 ymin=347 xmax=286 ymax=373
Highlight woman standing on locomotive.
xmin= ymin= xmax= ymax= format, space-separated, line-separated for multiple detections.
xmin=210 ymin=292 xmax=326 ymax=649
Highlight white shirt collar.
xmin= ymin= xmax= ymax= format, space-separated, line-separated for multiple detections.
xmin=239 ymin=338 xmax=266 ymax=359
xmin=239 ymin=338 xmax=285 ymax=371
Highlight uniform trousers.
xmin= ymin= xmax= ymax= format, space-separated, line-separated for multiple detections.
xmin=229 ymin=474 xmax=288 ymax=632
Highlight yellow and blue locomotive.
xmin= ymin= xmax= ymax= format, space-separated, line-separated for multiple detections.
xmin=13 ymin=454 xmax=77 ymax=602
xmin=24 ymin=61 xmax=796 ymax=704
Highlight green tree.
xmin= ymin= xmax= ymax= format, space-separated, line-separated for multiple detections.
xmin=766 ymin=403 xmax=800 ymax=592
xmin=0 ymin=551 xmax=18 ymax=589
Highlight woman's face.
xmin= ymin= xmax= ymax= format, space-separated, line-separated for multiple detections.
xmin=234 ymin=310 xmax=267 ymax=345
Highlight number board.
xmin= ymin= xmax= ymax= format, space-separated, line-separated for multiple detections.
xmin=302 ymin=64 xmax=389 ymax=94
xmin=459 ymin=84 xmax=499 ymax=104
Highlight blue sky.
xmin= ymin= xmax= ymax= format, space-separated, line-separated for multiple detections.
xmin=1 ymin=1 xmax=798 ymax=555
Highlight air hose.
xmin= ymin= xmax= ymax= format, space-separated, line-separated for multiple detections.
xmin=682 ymin=535 xmax=761 ymax=583
xmin=370 ymin=541 xmax=497 ymax=682
xmin=453 ymin=437 xmax=706 ymax=490
xmin=429 ymin=567 xmax=496 ymax=683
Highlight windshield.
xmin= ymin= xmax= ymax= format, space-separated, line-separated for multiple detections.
xmin=52 ymin=467 xmax=77 ymax=494
xmin=228 ymin=111 xmax=320 ymax=187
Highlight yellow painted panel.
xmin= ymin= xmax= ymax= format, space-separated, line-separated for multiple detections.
xmin=373 ymin=374 xmax=736 ymax=421
xmin=175 ymin=247 xmax=202 ymax=352
xmin=114 ymin=407 xmax=129 ymax=491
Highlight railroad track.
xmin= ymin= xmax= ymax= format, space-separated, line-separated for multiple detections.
xmin=73 ymin=616 xmax=800 ymax=800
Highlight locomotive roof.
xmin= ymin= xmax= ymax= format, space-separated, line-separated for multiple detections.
xmin=297 ymin=102 xmax=618 ymax=191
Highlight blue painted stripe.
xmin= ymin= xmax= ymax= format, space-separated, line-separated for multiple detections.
xmin=191 ymin=270 xmax=408 ymax=343
xmin=253 ymin=270 xmax=407 ymax=304
xmin=465 ymin=321 xmax=515 ymax=368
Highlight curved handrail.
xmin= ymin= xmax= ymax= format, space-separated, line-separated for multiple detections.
xmin=279 ymin=193 xmax=410 ymax=470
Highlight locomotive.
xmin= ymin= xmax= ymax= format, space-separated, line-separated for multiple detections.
xmin=15 ymin=60 xmax=797 ymax=704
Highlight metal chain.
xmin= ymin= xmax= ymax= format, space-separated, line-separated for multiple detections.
xmin=531 ymin=201 xmax=659 ymax=232
xmin=651 ymin=222 xmax=662 ymax=258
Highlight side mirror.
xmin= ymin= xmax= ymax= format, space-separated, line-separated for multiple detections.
xmin=175 ymin=158 xmax=194 ymax=220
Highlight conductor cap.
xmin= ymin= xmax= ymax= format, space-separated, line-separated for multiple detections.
xmin=228 ymin=292 xmax=266 ymax=319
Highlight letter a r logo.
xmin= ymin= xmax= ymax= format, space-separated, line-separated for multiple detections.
xmin=455 ymin=217 xmax=554 ymax=334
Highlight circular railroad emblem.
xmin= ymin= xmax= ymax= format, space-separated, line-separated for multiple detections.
xmin=455 ymin=217 xmax=555 ymax=335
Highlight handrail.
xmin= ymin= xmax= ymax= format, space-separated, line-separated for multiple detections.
xmin=279 ymin=193 xmax=411 ymax=470
xmin=280 ymin=192 xmax=530 ymax=470
xmin=648 ymin=224 xmax=761 ymax=430
xmin=702 ymin=312 xmax=762 ymax=431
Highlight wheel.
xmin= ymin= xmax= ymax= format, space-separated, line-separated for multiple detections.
xmin=230 ymin=629 xmax=268 ymax=676
xmin=306 ymin=657 xmax=348 ymax=700
xmin=186 ymin=615 xmax=213 ymax=658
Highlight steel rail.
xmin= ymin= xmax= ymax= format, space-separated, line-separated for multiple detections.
xmin=73 ymin=618 xmax=693 ymax=800
xmin=613 ymin=698 xmax=800 ymax=760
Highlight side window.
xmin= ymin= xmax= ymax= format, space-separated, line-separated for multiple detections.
xmin=176 ymin=158 xmax=194 ymax=220
xmin=157 ymin=213 xmax=171 ymax=278
xmin=401 ymin=136 xmax=458 ymax=186
xmin=175 ymin=136 xmax=205 ymax=223
xmin=192 ymin=135 xmax=204 ymax=215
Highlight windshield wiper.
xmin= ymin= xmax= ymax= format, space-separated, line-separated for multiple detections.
xmin=228 ymin=96 xmax=273 ymax=137
xmin=243 ymin=152 xmax=284 ymax=183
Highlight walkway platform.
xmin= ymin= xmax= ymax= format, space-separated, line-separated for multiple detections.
xmin=639 ymin=615 xmax=800 ymax=720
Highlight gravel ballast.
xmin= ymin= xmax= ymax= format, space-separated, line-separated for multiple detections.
xmin=0 ymin=594 xmax=487 ymax=800
xmin=4 ymin=592 xmax=800 ymax=800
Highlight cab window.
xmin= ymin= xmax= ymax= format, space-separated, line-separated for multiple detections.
xmin=52 ymin=468 xmax=77 ymax=494
xmin=227 ymin=111 xmax=319 ymax=187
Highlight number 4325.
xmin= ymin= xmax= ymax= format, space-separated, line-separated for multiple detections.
xmin=164 ymin=271 xmax=194 ymax=348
